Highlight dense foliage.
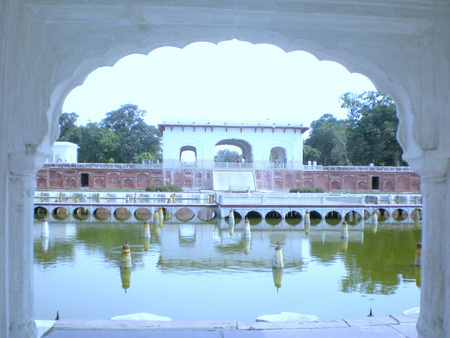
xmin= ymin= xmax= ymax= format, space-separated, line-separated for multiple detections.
xmin=214 ymin=149 xmax=240 ymax=162
xmin=305 ymin=92 xmax=407 ymax=166
xmin=57 ymin=104 xmax=162 ymax=163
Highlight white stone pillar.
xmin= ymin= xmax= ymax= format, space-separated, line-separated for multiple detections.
xmin=3 ymin=151 xmax=47 ymax=338
xmin=8 ymin=172 xmax=37 ymax=337
xmin=414 ymin=158 xmax=449 ymax=338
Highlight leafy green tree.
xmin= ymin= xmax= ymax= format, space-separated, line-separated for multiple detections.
xmin=57 ymin=112 xmax=81 ymax=143
xmin=58 ymin=105 xmax=161 ymax=163
xmin=101 ymin=104 xmax=161 ymax=163
xmin=214 ymin=149 xmax=240 ymax=162
xmin=303 ymin=144 xmax=321 ymax=164
xmin=97 ymin=128 xmax=120 ymax=163
xmin=329 ymin=120 xmax=350 ymax=165
xmin=134 ymin=152 xmax=162 ymax=164
xmin=76 ymin=123 xmax=103 ymax=163
xmin=305 ymin=114 xmax=346 ymax=165
xmin=341 ymin=92 xmax=406 ymax=166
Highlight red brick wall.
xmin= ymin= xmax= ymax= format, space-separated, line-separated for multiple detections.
xmin=36 ymin=167 xmax=421 ymax=192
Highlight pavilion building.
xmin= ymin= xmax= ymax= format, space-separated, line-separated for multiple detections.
xmin=158 ymin=120 xmax=309 ymax=170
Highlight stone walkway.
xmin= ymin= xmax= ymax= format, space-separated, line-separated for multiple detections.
xmin=38 ymin=313 xmax=418 ymax=337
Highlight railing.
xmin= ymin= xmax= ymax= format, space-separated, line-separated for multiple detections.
xmin=228 ymin=185 xmax=251 ymax=192
xmin=303 ymin=165 xmax=411 ymax=172
xmin=214 ymin=162 xmax=253 ymax=169
xmin=271 ymin=163 xmax=288 ymax=169
xmin=43 ymin=162 xmax=412 ymax=172
xmin=180 ymin=162 xmax=197 ymax=168
xmin=43 ymin=163 xmax=163 ymax=169
xmin=216 ymin=192 xmax=422 ymax=206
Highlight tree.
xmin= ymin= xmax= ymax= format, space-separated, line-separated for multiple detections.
xmin=303 ymin=144 xmax=321 ymax=164
xmin=97 ymin=128 xmax=121 ymax=163
xmin=305 ymin=114 xmax=346 ymax=166
xmin=214 ymin=149 xmax=240 ymax=162
xmin=341 ymin=92 xmax=406 ymax=166
xmin=329 ymin=120 xmax=350 ymax=165
xmin=305 ymin=92 xmax=407 ymax=167
xmin=134 ymin=152 xmax=162 ymax=164
xmin=77 ymin=123 xmax=102 ymax=163
xmin=58 ymin=105 xmax=161 ymax=163
xmin=57 ymin=112 xmax=81 ymax=143
xmin=100 ymin=104 xmax=161 ymax=163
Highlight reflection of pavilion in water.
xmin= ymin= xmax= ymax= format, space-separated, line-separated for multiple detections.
xmin=156 ymin=223 xmax=365 ymax=271
xmin=157 ymin=223 xmax=303 ymax=271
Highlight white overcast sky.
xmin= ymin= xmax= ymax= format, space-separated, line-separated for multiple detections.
xmin=63 ymin=39 xmax=376 ymax=136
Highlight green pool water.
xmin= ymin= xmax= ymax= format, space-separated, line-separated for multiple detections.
xmin=34 ymin=219 xmax=421 ymax=322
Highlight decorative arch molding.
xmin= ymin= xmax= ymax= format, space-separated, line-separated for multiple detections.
xmin=5 ymin=1 xmax=443 ymax=172
xmin=43 ymin=26 xmax=426 ymax=164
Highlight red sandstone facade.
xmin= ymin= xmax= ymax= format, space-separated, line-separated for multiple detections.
xmin=36 ymin=165 xmax=421 ymax=192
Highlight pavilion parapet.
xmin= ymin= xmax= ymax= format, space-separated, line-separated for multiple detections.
xmin=215 ymin=162 xmax=253 ymax=169
xmin=43 ymin=163 xmax=412 ymax=172
xmin=44 ymin=163 xmax=163 ymax=170
xmin=303 ymin=165 xmax=412 ymax=172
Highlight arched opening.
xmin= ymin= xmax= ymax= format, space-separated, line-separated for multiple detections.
xmin=309 ymin=210 xmax=322 ymax=226
xmin=114 ymin=207 xmax=131 ymax=221
xmin=215 ymin=139 xmax=252 ymax=166
xmin=325 ymin=210 xmax=342 ymax=226
xmin=34 ymin=207 xmax=48 ymax=220
xmin=134 ymin=208 xmax=151 ymax=221
xmin=246 ymin=210 xmax=262 ymax=225
xmin=73 ymin=207 xmax=90 ymax=221
xmin=344 ymin=211 xmax=361 ymax=226
xmin=375 ymin=208 xmax=390 ymax=222
xmin=52 ymin=207 xmax=70 ymax=220
xmin=392 ymin=208 xmax=408 ymax=222
xmin=180 ymin=145 xmax=197 ymax=167
xmin=175 ymin=207 xmax=195 ymax=221
xmin=94 ymin=207 xmax=111 ymax=221
xmin=285 ymin=210 xmax=302 ymax=226
xmin=270 ymin=146 xmax=286 ymax=168
xmin=225 ymin=210 xmax=243 ymax=223
xmin=265 ymin=210 xmax=282 ymax=226
xmin=197 ymin=207 xmax=216 ymax=221
xmin=38 ymin=40 xmax=423 ymax=330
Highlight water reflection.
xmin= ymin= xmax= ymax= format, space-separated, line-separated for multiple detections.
xmin=33 ymin=219 xmax=421 ymax=321
xmin=272 ymin=267 xmax=283 ymax=291
xmin=120 ymin=267 xmax=131 ymax=292
xmin=308 ymin=229 xmax=421 ymax=295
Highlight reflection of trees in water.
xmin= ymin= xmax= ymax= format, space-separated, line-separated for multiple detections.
xmin=310 ymin=228 xmax=421 ymax=295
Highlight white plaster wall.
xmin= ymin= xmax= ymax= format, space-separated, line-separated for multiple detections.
xmin=51 ymin=142 xmax=78 ymax=163
xmin=162 ymin=125 xmax=305 ymax=169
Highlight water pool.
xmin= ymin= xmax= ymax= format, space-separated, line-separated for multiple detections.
xmin=33 ymin=220 xmax=421 ymax=322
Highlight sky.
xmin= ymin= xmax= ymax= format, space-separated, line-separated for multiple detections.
xmin=63 ymin=39 xmax=376 ymax=136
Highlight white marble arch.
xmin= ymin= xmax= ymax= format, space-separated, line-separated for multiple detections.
xmin=0 ymin=1 xmax=448 ymax=337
